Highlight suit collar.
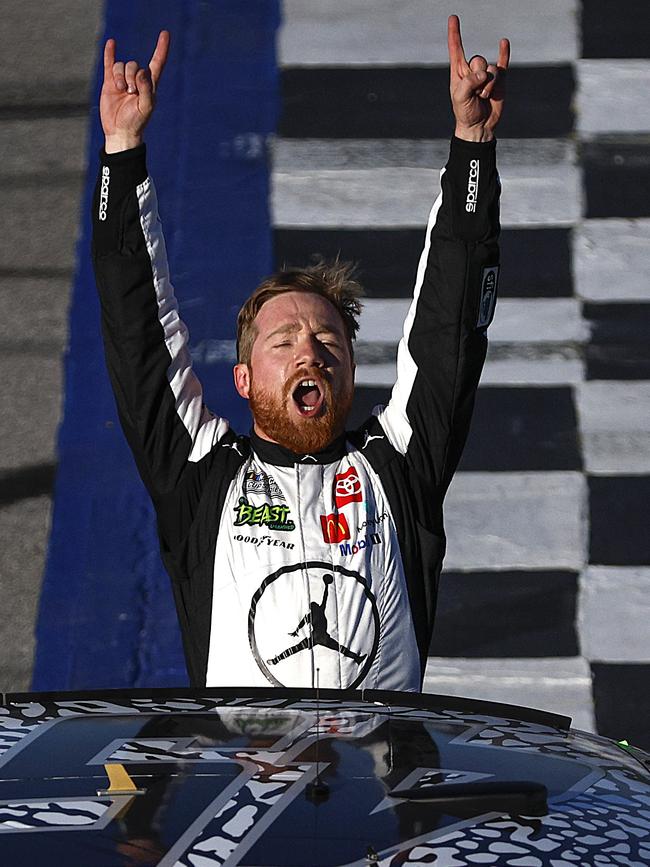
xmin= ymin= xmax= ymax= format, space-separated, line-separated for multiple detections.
xmin=250 ymin=430 xmax=347 ymax=466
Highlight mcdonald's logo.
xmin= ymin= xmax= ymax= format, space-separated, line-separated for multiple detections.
xmin=320 ymin=512 xmax=351 ymax=544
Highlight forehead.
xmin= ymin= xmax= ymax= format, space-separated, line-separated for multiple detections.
xmin=254 ymin=291 xmax=345 ymax=334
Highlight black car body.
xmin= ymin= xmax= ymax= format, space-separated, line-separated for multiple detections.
xmin=0 ymin=688 xmax=649 ymax=865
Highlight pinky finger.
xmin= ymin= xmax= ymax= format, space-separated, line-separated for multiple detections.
xmin=498 ymin=37 xmax=511 ymax=71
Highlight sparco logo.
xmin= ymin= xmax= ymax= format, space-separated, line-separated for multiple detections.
xmin=465 ymin=159 xmax=479 ymax=213
xmin=98 ymin=166 xmax=110 ymax=221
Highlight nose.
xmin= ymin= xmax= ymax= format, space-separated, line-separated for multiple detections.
xmin=294 ymin=333 xmax=327 ymax=369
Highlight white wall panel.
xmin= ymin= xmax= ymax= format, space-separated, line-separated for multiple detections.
xmin=573 ymin=219 xmax=650 ymax=302
xmin=273 ymin=139 xmax=579 ymax=228
xmin=443 ymin=472 xmax=587 ymax=571
xmin=579 ymin=567 xmax=650 ymax=662
xmin=424 ymin=657 xmax=595 ymax=732
xmin=577 ymin=61 xmax=650 ymax=134
xmin=280 ymin=0 xmax=578 ymax=66
xmin=576 ymin=382 xmax=650 ymax=474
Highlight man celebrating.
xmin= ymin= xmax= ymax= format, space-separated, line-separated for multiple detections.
xmin=93 ymin=17 xmax=509 ymax=690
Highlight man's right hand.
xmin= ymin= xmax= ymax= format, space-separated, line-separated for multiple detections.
xmin=100 ymin=31 xmax=170 ymax=153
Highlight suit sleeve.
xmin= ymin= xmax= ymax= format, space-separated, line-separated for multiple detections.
xmin=91 ymin=145 xmax=231 ymax=499
xmin=375 ymin=136 xmax=500 ymax=494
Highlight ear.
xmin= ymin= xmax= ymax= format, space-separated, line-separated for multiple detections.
xmin=233 ymin=363 xmax=251 ymax=399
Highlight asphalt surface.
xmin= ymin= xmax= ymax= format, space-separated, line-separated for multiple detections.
xmin=0 ymin=1 xmax=102 ymax=690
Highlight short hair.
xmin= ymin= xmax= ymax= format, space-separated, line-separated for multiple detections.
xmin=236 ymin=259 xmax=364 ymax=364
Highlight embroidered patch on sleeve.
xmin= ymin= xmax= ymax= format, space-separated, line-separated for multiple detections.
xmin=477 ymin=265 xmax=499 ymax=329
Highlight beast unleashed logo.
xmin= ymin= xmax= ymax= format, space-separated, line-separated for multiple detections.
xmin=234 ymin=498 xmax=295 ymax=531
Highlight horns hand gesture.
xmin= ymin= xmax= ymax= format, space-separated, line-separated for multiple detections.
xmin=101 ymin=31 xmax=170 ymax=153
xmin=448 ymin=15 xmax=510 ymax=142
xmin=99 ymin=20 xmax=507 ymax=150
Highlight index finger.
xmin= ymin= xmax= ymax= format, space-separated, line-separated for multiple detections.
xmin=447 ymin=15 xmax=469 ymax=77
xmin=149 ymin=30 xmax=170 ymax=86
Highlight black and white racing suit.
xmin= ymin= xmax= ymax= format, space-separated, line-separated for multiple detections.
xmin=92 ymin=136 xmax=500 ymax=691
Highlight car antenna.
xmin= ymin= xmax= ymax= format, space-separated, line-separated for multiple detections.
xmin=306 ymin=666 xmax=329 ymax=802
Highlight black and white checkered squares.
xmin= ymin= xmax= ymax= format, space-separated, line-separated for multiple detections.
xmin=274 ymin=0 xmax=650 ymax=746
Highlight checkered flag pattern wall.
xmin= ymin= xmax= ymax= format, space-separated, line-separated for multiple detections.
xmin=273 ymin=0 xmax=650 ymax=746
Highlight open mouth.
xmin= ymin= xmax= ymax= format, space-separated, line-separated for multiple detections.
xmin=292 ymin=378 xmax=325 ymax=418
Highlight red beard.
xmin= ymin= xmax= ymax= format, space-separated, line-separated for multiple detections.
xmin=249 ymin=367 xmax=353 ymax=454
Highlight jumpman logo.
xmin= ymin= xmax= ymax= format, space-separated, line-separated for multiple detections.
xmin=266 ymin=575 xmax=367 ymax=667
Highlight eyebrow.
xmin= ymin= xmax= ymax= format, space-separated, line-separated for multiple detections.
xmin=265 ymin=322 xmax=343 ymax=341
xmin=265 ymin=323 xmax=300 ymax=341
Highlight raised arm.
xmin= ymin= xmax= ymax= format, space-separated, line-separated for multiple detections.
xmin=93 ymin=34 xmax=233 ymax=504
xmin=375 ymin=16 xmax=509 ymax=495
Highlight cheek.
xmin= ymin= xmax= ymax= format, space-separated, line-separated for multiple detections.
xmin=250 ymin=357 xmax=285 ymax=395
xmin=339 ymin=360 xmax=355 ymax=392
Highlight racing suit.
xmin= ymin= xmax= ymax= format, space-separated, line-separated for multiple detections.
xmin=92 ymin=136 xmax=500 ymax=690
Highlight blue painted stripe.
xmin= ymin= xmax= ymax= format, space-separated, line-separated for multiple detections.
xmin=33 ymin=1 xmax=280 ymax=689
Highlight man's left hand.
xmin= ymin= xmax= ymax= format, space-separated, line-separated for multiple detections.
xmin=448 ymin=14 xmax=510 ymax=143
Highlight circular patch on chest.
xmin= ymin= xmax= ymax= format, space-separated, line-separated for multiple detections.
xmin=248 ymin=561 xmax=380 ymax=688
